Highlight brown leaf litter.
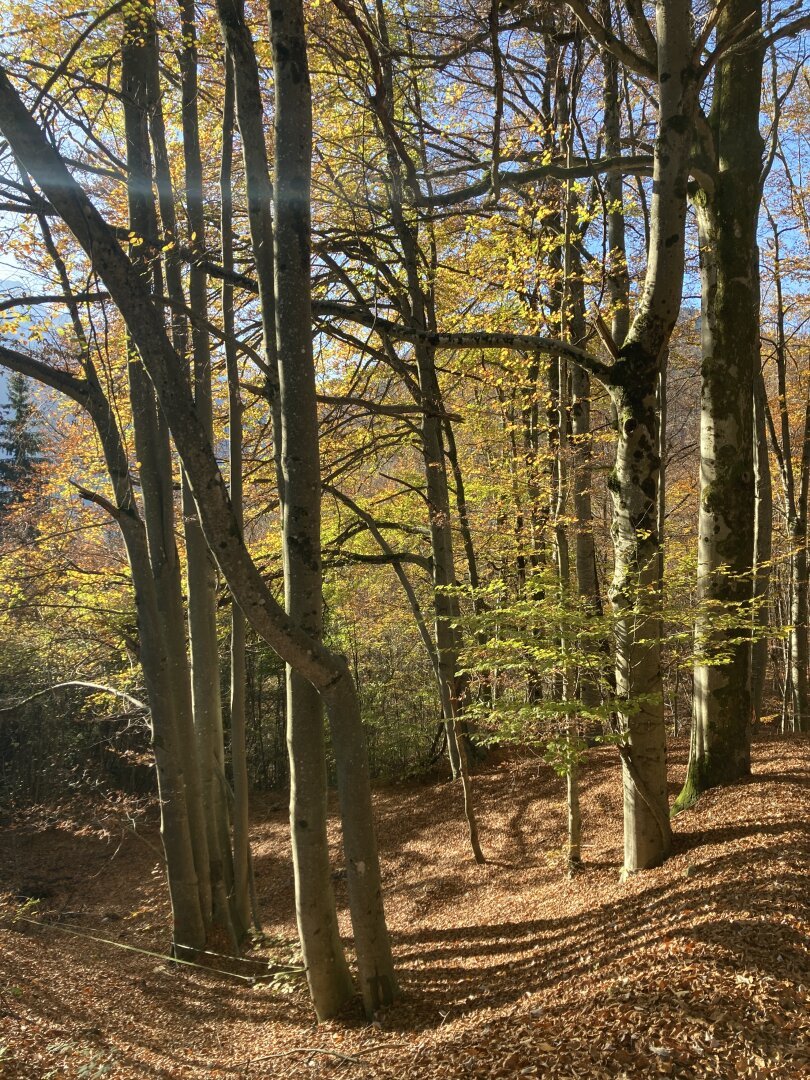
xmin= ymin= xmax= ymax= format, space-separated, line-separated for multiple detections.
xmin=0 ymin=732 xmax=807 ymax=1079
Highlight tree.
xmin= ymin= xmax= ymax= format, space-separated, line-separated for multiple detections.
xmin=0 ymin=0 xmax=397 ymax=1020
xmin=675 ymin=0 xmax=766 ymax=810
xmin=0 ymin=372 xmax=43 ymax=512
xmin=761 ymin=208 xmax=810 ymax=734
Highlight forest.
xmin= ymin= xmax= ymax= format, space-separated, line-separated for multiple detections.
xmin=0 ymin=0 xmax=808 ymax=1076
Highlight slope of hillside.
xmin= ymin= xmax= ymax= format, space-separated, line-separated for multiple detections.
xmin=1 ymin=733 xmax=808 ymax=1079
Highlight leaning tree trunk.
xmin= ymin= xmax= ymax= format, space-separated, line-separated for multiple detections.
xmin=675 ymin=0 xmax=764 ymax=811
xmin=0 ymin=329 xmax=209 ymax=955
xmin=0 ymin=48 xmax=397 ymax=1019
xmin=89 ymin=376 xmax=208 ymax=954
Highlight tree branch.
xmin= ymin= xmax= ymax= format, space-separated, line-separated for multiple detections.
xmin=0 ymin=681 xmax=148 ymax=714
xmin=417 ymin=154 xmax=653 ymax=209
xmin=68 ymin=478 xmax=121 ymax=520
xmin=564 ymin=0 xmax=657 ymax=78
xmin=0 ymin=343 xmax=89 ymax=404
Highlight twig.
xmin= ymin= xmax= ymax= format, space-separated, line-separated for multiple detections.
xmin=241 ymin=1043 xmax=409 ymax=1067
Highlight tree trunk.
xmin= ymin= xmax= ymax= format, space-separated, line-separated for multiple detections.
xmin=599 ymin=0 xmax=630 ymax=351
xmin=269 ymin=0 xmax=355 ymax=1019
xmin=120 ymin=17 xmax=213 ymax=932
xmin=1 ymin=188 xmax=209 ymax=951
xmin=675 ymin=0 xmax=763 ymax=810
xmin=177 ymin=0 xmax=240 ymax=945
xmin=788 ymin=524 xmax=809 ymax=731
xmin=606 ymin=0 xmax=697 ymax=871
xmin=323 ymin=663 xmax=399 ymax=1012
xmin=221 ymin=51 xmax=253 ymax=935
xmin=567 ymin=751 xmax=582 ymax=872
xmin=751 ymin=371 xmax=772 ymax=727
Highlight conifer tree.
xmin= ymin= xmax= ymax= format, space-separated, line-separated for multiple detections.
xmin=0 ymin=372 xmax=43 ymax=511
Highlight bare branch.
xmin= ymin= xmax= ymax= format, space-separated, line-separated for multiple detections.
xmin=0 ymin=343 xmax=89 ymax=403
xmin=68 ymin=478 xmax=121 ymax=520
xmin=417 ymin=154 xmax=653 ymax=209
xmin=564 ymin=0 xmax=657 ymax=78
xmin=0 ymin=681 xmax=148 ymax=715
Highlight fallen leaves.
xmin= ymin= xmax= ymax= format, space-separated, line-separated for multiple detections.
xmin=0 ymin=733 xmax=807 ymax=1079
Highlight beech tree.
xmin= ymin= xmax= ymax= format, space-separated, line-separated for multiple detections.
xmin=762 ymin=207 xmax=810 ymax=734
xmin=0 ymin=0 xmax=396 ymax=1019
xmin=1 ymin=0 xmax=809 ymax=1031
xmin=675 ymin=0 xmax=765 ymax=810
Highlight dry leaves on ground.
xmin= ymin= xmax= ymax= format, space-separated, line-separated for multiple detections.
xmin=0 ymin=733 xmax=808 ymax=1079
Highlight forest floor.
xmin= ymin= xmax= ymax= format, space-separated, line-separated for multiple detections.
xmin=0 ymin=732 xmax=808 ymax=1079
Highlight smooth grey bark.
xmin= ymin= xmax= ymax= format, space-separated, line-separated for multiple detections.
xmin=89 ymin=383 xmax=207 ymax=954
xmin=600 ymin=0 xmax=631 ymax=351
xmin=657 ymin=363 xmax=668 ymax=613
xmin=751 ymin=370 xmax=772 ymax=727
xmin=571 ymin=327 xmax=602 ymax=627
xmin=133 ymin=0 xmax=238 ymax=943
xmin=217 ymin=0 xmax=395 ymax=1018
xmin=331 ymin=0 xmax=474 ymax=795
xmin=600 ymin=0 xmax=697 ymax=870
xmin=763 ymin=216 xmax=810 ymax=734
xmin=120 ymin=18 xmax=213 ymax=933
xmin=215 ymin=0 xmax=281 ymax=418
xmin=675 ymin=0 xmax=764 ymax=811
xmin=0 ymin=336 xmax=207 ymax=957
xmin=420 ymin=352 xmax=463 ymax=781
xmin=443 ymin=420 xmax=481 ymax=599
xmin=567 ymin=753 xmax=582 ymax=871
xmin=177 ymin=0 xmax=238 ymax=945
xmin=271 ymin=0 xmax=354 ymax=1012
xmin=270 ymin=0 xmax=396 ymax=1014
xmin=0 ymin=28 xmax=397 ymax=1020
xmin=787 ymin=531 xmax=809 ymax=732
xmin=221 ymin=53 xmax=253 ymax=936
xmin=376 ymin=3 xmax=485 ymax=853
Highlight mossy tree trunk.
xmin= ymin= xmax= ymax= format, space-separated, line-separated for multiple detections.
xmin=675 ymin=0 xmax=765 ymax=811
xmin=602 ymin=0 xmax=697 ymax=870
